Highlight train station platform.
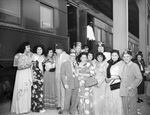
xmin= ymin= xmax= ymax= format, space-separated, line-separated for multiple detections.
xmin=0 ymin=97 xmax=150 ymax=115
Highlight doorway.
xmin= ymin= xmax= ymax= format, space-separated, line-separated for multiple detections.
xmin=67 ymin=3 xmax=77 ymax=49
xmin=87 ymin=13 xmax=94 ymax=51
xmin=87 ymin=13 xmax=94 ymax=26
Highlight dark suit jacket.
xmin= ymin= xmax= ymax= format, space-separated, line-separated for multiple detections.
xmin=134 ymin=60 xmax=145 ymax=73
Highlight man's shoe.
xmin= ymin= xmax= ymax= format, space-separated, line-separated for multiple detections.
xmin=139 ymin=98 xmax=143 ymax=102
xmin=58 ymin=110 xmax=63 ymax=114
xmin=137 ymin=100 xmax=140 ymax=103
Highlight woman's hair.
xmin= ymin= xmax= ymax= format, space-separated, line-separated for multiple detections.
xmin=111 ymin=49 xmax=121 ymax=60
xmin=111 ymin=49 xmax=120 ymax=55
xmin=83 ymin=45 xmax=88 ymax=49
xmin=88 ymin=51 xmax=94 ymax=60
xmin=46 ymin=47 xmax=53 ymax=56
xmin=107 ymin=49 xmax=121 ymax=64
xmin=78 ymin=52 xmax=88 ymax=62
xmin=107 ymin=49 xmax=121 ymax=78
xmin=16 ymin=41 xmax=30 ymax=54
xmin=32 ymin=44 xmax=45 ymax=55
xmin=135 ymin=51 xmax=143 ymax=61
xmin=95 ymin=52 xmax=106 ymax=61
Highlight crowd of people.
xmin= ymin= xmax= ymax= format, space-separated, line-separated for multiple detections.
xmin=10 ymin=41 xmax=150 ymax=115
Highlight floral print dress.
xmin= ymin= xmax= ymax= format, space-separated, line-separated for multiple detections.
xmin=93 ymin=61 xmax=108 ymax=115
xmin=31 ymin=54 xmax=45 ymax=112
xmin=78 ymin=62 xmax=94 ymax=115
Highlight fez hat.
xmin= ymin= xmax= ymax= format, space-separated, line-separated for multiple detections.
xmin=123 ymin=49 xmax=132 ymax=56
xmin=98 ymin=42 xmax=105 ymax=47
xmin=55 ymin=43 xmax=64 ymax=50
xmin=76 ymin=42 xmax=82 ymax=47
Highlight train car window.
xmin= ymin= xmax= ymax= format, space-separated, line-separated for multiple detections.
xmin=0 ymin=0 xmax=21 ymax=24
xmin=40 ymin=5 xmax=53 ymax=32
xmin=102 ymin=30 xmax=106 ymax=44
xmin=97 ymin=28 xmax=101 ymax=42
xmin=110 ymin=33 xmax=113 ymax=47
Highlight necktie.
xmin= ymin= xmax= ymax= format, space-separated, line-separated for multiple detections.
xmin=139 ymin=62 xmax=143 ymax=71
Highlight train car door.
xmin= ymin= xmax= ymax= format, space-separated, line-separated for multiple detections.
xmin=79 ymin=10 xmax=87 ymax=46
xmin=87 ymin=13 xmax=95 ymax=51
xmin=67 ymin=3 xmax=78 ymax=49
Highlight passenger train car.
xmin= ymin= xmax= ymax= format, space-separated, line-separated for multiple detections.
xmin=0 ymin=0 xmax=139 ymax=100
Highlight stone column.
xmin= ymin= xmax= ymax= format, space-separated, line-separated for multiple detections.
xmin=113 ymin=0 xmax=128 ymax=54
xmin=148 ymin=16 xmax=150 ymax=57
xmin=136 ymin=0 xmax=148 ymax=61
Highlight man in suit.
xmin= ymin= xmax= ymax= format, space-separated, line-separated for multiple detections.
xmin=120 ymin=50 xmax=142 ymax=115
xmin=55 ymin=43 xmax=69 ymax=114
xmin=60 ymin=52 xmax=79 ymax=115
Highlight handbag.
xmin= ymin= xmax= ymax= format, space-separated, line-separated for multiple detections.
xmin=110 ymin=79 xmax=120 ymax=90
xmin=49 ymin=68 xmax=55 ymax=72
xmin=85 ymin=77 xmax=98 ymax=87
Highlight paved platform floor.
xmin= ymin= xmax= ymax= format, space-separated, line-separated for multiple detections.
xmin=0 ymin=98 xmax=150 ymax=115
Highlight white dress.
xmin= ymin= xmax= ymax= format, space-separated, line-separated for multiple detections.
xmin=93 ymin=61 xmax=108 ymax=115
xmin=104 ymin=61 xmax=124 ymax=115
xmin=11 ymin=53 xmax=33 ymax=114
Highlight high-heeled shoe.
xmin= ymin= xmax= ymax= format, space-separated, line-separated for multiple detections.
xmin=40 ymin=109 xmax=45 ymax=113
xmin=137 ymin=98 xmax=143 ymax=103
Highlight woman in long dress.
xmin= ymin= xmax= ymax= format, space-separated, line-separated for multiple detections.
xmin=93 ymin=52 xmax=108 ymax=115
xmin=43 ymin=48 xmax=57 ymax=109
xmin=31 ymin=45 xmax=45 ymax=112
xmin=145 ymin=56 xmax=150 ymax=104
xmin=77 ymin=52 xmax=94 ymax=115
xmin=104 ymin=49 xmax=124 ymax=115
xmin=11 ymin=42 xmax=33 ymax=114
xmin=134 ymin=51 xmax=146 ymax=102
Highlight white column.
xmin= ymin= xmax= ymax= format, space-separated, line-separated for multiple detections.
xmin=148 ymin=16 xmax=150 ymax=56
xmin=113 ymin=0 xmax=128 ymax=54
xmin=136 ymin=0 xmax=148 ymax=61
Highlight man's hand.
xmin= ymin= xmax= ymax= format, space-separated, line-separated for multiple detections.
xmin=127 ymin=86 xmax=134 ymax=93
xmin=64 ymin=84 xmax=69 ymax=89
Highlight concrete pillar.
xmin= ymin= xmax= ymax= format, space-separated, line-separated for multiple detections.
xmin=136 ymin=0 xmax=148 ymax=62
xmin=148 ymin=16 xmax=150 ymax=56
xmin=113 ymin=0 xmax=128 ymax=54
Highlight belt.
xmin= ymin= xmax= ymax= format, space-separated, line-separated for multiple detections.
xmin=18 ymin=65 xmax=31 ymax=70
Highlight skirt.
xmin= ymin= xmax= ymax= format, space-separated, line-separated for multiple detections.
xmin=43 ymin=71 xmax=57 ymax=109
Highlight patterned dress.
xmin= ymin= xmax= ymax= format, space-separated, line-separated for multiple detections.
xmin=31 ymin=54 xmax=45 ymax=112
xmin=93 ymin=61 xmax=108 ymax=115
xmin=78 ymin=62 xmax=94 ymax=115
xmin=11 ymin=53 xmax=33 ymax=114
xmin=43 ymin=57 xmax=57 ymax=109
